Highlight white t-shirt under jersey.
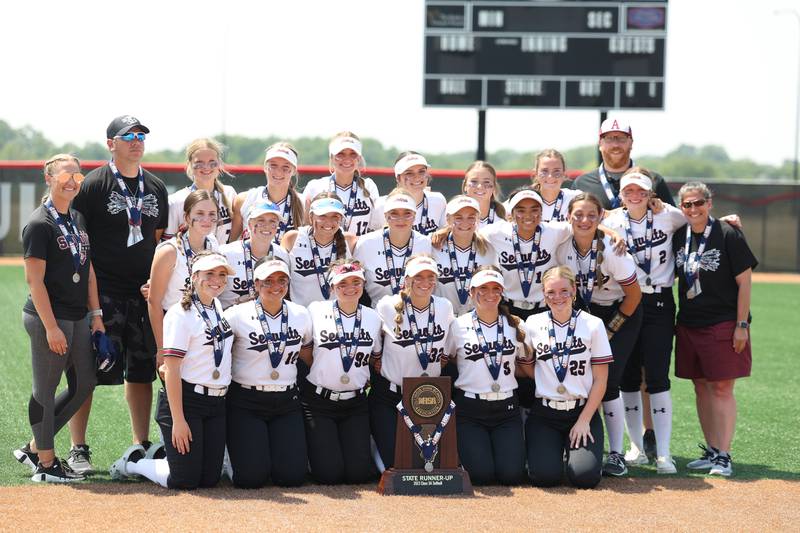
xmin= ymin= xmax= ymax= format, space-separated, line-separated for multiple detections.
xmin=480 ymin=220 xmax=571 ymax=305
xmin=602 ymin=204 xmax=686 ymax=289
xmin=375 ymin=294 xmax=456 ymax=385
xmin=287 ymin=226 xmax=353 ymax=307
xmin=303 ymin=175 xmax=381 ymax=236
xmin=450 ymin=312 xmax=529 ymax=395
xmin=306 ymin=300 xmax=383 ymax=392
xmin=525 ymin=310 xmax=613 ymax=401
xmin=218 ymin=239 xmax=291 ymax=309
xmin=162 ymin=299 xmax=233 ymax=388
xmin=431 ymin=236 xmax=498 ymax=316
xmin=556 ymin=234 xmax=639 ymax=306
xmin=226 ymin=299 xmax=312 ymax=387
xmin=373 ymin=191 xmax=447 ymax=236
xmin=239 ymin=185 xmax=305 ymax=244
xmin=353 ymin=228 xmax=433 ymax=303
xmin=165 ymin=185 xmax=237 ymax=244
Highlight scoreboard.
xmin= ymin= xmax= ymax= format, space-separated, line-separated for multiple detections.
xmin=423 ymin=1 xmax=668 ymax=110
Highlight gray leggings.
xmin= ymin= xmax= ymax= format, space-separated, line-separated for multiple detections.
xmin=23 ymin=312 xmax=96 ymax=450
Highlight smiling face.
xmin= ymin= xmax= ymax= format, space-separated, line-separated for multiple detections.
xmin=620 ymin=184 xmax=650 ymax=211
xmin=408 ymin=270 xmax=437 ymax=300
xmin=385 ymin=208 xmax=415 ymax=231
xmin=448 ymin=206 xmax=479 ymax=235
xmin=470 ymin=281 xmax=503 ymax=310
xmin=190 ymin=148 xmax=221 ymax=182
xmin=185 ymin=199 xmax=219 ymax=237
xmin=331 ymin=148 xmax=360 ymax=176
xmin=45 ymin=159 xmax=83 ymax=203
xmin=463 ymin=167 xmax=495 ymax=206
xmin=311 ymin=212 xmax=343 ymax=239
xmin=397 ymin=164 xmax=429 ymax=193
xmin=193 ymin=266 xmax=228 ymax=300
xmin=265 ymin=156 xmax=295 ymax=188
xmin=569 ymin=199 xmax=603 ymax=238
xmin=680 ymin=189 xmax=713 ymax=227
xmin=248 ymin=212 xmax=280 ymax=244
xmin=333 ymin=275 xmax=364 ymax=304
xmin=599 ymin=132 xmax=633 ymax=170
xmin=512 ymin=198 xmax=542 ymax=233
xmin=543 ymin=276 xmax=575 ymax=314
xmin=255 ymin=272 xmax=289 ymax=302
xmin=534 ymin=156 xmax=566 ymax=191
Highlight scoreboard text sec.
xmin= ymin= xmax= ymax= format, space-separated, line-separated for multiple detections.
xmin=423 ymin=1 xmax=668 ymax=110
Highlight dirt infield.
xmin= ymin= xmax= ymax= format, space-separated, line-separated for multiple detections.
xmin=1 ymin=479 xmax=797 ymax=532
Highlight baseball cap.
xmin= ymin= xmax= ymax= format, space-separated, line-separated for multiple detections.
xmin=446 ymin=195 xmax=481 ymax=216
xmin=310 ymin=197 xmax=346 ymax=216
xmin=394 ymin=153 xmax=429 ymax=176
xmin=599 ymin=118 xmax=632 ymax=138
xmin=248 ymin=201 xmax=282 ymax=220
xmin=620 ymin=172 xmax=652 ymax=191
xmin=469 ymin=269 xmax=505 ymax=289
xmin=253 ymin=258 xmax=290 ymax=280
xmin=265 ymin=146 xmax=298 ymax=168
xmin=507 ymin=189 xmax=544 ymax=212
xmin=106 ymin=115 xmax=150 ymax=139
xmin=191 ymin=253 xmax=235 ymax=276
xmin=329 ymin=262 xmax=366 ymax=286
xmin=329 ymin=136 xmax=363 ymax=157
xmin=405 ymin=256 xmax=438 ymax=278
xmin=383 ymin=193 xmax=418 ymax=214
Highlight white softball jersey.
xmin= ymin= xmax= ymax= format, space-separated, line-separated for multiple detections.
xmin=306 ymin=300 xmax=383 ymax=392
xmin=226 ymin=299 xmax=312 ymax=387
xmin=155 ymin=236 xmax=219 ymax=311
xmin=218 ymin=239 xmax=291 ymax=309
xmin=303 ymin=175 xmax=381 ymax=236
xmin=352 ymin=229 xmax=433 ymax=303
xmin=479 ymin=220 xmax=571 ymax=305
xmin=556 ymin=234 xmax=639 ymax=306
xmin=165 ymin=185 xmax=237 ymax=244
xmin=239 ymin=185 xmax=305 ymax=243
xmin=540 ymin=188 xmax=582 ymax=223
xmin=524 ymin=310 xmax=613 ymax=401
xmin=431 ymin=237 xmax=498 ymax=316
xmin=373 ymin=191 xmax=447 ymax=236
xmin=603 ymin=204 xmax=686 ymax=289
xmin=450 ymin=312 xmax=529 ymax=395
xmin=375 ymin=294 xmax=456 ymax=385
xmin=163 ymin=299 xmax=233 ymax=387
xmin=287 ymin=226 xmax=353 ymax=307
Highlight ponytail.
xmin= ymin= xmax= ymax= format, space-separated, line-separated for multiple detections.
xmin=334 ymin=228 xmax=347 ymax=259
xmin=595 ymin=229 xmax=607 ymax=291
xmin=498 ymin=302 xmax=531 ymax=358
xmin=393 ymin=288 xmax=411 ymax=337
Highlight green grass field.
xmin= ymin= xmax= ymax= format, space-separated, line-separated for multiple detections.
xmin=1 ymin=265 xmax=798 ymax=485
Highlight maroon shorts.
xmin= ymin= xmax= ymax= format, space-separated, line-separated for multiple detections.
xmin=675 ymin=320 xmax=752 ymax=381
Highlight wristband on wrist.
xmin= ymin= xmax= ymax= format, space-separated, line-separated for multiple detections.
xmin=607 ymin=310 xmax=629 ymax=333
xmin=87 ymin=308 xmax=103 ymax=318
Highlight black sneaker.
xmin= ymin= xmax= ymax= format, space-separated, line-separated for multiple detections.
xmin=31 ymin=458 xmax=84 ymax=483
xmin=602 ymin=452 xmax=628 ymax=477
xmin=643 ymin=429 xmax=657 ymax=462
xmin=66 ymin=444 xmax=94 ymax=475
xmin=13 ymin=444 xmax=39 ymax=472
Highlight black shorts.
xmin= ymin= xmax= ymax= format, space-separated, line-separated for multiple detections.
xmin=96 ymin=294 xmax=157 ymax=385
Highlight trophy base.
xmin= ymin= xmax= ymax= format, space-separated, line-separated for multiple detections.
xmin=378 ymin=468 xmax=473 ymax=496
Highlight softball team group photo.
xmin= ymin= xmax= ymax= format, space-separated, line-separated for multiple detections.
xmin=13 ymin=114 xmax=757 ymax=490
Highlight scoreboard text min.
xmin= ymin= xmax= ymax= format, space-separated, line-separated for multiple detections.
xmin=423 ymin=1 xmax=668 ymax=110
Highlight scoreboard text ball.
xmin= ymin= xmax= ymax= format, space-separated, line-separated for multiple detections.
xmin=423 ymin=1 xmax=668 ymax=110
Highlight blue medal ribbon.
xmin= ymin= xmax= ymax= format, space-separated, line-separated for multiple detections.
xmin=512 ymin=224 xmax=542 ymax=299
xmin=415 ymin=193 xmax=431 ymax=235
xmin=109 ymin=160 xmax=144 ymax=226
xmin=383 ymin=228 xmax=414 ymax=295
xmin=403 ymin=296 xmax=436 ymax=372
xmin=44 ymin=200 xmax=83 ymax=278
xmin=255 ymin=299 xmax=288 ymax=370
xmin=574 ymin=237 xmax=599 ymax=309
xmin=597 ymin=162 xmax=633 ymax=210
xmin=683 ymin=216 xmax=714 ymax=289
xmin=190 ymin=295 xmax=228 ymax=370
xmin=398 ymin=400 xmax=456 ymax=466
xmin=623 ymin=208 xmax=654 ymax=276
xmin=446 ymin=234 xmax=476 ymax=305
xmin=471 ymin=312 xmax=506 ymax=381
xmin=310 ymin=231 xmax=336 ymax=299
xmin=333 ymin=302 xmax=362 ymax=374
xmin=330 ymin=174 xmax=358 ymax=230
xmin=547 ymin=309 xmax=578 ymax=383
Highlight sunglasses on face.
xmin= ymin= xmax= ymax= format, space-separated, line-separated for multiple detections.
xmin=681 ymin=199 xmax=707 ymax=209
xmin=52 ymin=172 xmax=85 ymax=184
xmin=115 ymin=132 xmax=146 ymax=142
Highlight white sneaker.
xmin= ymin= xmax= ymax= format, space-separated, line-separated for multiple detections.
xmin=624 ymin=447 xmax=649 ymax=465
xmin=109 ymin=444 xmax=146 ymax=480
xmin=656 ymin=456 xmax=677 ymax=474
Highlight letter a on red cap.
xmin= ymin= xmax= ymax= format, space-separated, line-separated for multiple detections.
xmin=612 ymin=119 xmax=619 ymax=129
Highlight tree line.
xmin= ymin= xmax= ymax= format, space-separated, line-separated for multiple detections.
xmin=0 ymin=119 xmax=792 ymax=180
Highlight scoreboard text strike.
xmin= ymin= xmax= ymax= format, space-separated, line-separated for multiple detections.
xmin=423 ymin=1 xmax=668 ymax=110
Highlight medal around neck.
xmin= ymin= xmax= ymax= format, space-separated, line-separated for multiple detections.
xmin=377 ymin=376 xmax=473 ymax=495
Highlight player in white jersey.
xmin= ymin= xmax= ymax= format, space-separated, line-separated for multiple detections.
xmin=523 ymin=266 xmax=612 ymax=488
xmin=302 ymin=132 xmax=381 ymax=236
xmin=431 ymin=196 xmax=497 ymax=316
xmin=370 ymin=256 xmax=456 ymax=469
xmin=234 ymin=142 xmax=306 ymax=244
xmin=462 ymin=160 xmax=507 ymax=229
xmin=353 ymin=189 xmax=433 ymax=305
xmin=480 ymin=188 xmax=572 ymax=320
xmin=557 ymin=192 xmax=642 ymax=477
xmin=302 ymin=260 xmax=383 ymax=484
xmin=530 ymin=148 xmax=582 ymax=222
xmin=373 ymin=152 xmax=446 ymax=235
xmin=219 ymin=202 xmax=290 ymax=308
xmin=224 ymin=257 xmax=312 ymax=487
xmin=148 ymin=190 xmax=219 ymax=377
xmin=109 ymin=251 xmax=234 ymax=489
xmin=281 ymin=194 xmax=358 ymax=307
xmin=163 ymin=138 xmax=240 ymax=244
xmin=448 ymin=267 xmax=531 ymax=485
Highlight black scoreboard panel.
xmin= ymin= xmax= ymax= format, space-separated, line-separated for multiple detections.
xmin=423 ymin=1 xmax=668 ymax=110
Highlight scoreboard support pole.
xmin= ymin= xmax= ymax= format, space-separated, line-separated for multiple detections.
xmin=597 ymin=111 xmax=608 ymax=165
xmin=477 ymin=109 xmax=487 ymax=161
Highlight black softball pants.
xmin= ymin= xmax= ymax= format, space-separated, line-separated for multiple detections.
xmin=620 ymin=290 xmax=675 ymax=394
xmin=155 ymin=381 xmax=226 ymax=490
xmin=589 ymin=302 xmax=643 ymax=402
xmin=226 ymin=382 xmax=307 ymax=488
xmin=455 ymin=390 xmax=525 ymax=485
xmin=368 ymin=374 xmax=402 ymax=469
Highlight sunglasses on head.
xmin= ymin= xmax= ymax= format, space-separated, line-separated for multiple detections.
xmin=681 ymin=199 xmax=707 ymax=209
xmin=115 ymin=132 xmax=146 ymax=142
xmin=53 ymin=172 xmax=85 ymax=184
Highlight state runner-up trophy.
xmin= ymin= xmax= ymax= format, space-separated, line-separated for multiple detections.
xmin=378 ymin=376 xmax=473 ymax=495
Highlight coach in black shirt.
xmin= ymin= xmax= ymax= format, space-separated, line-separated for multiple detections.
xmin=70 ymin=116 xmax=168 ymax=467
xmin=571 ymin=118 xmax=674 ymax=209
